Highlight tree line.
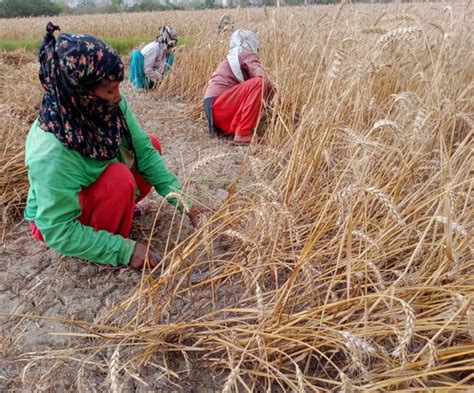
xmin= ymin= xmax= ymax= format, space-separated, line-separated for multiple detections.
xmin=0 ymin=0 xmax=400 ymax=19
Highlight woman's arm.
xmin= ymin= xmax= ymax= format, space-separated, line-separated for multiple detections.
xmin=120 ymin=99 xmax=188 ymax=208
xmin=241 ymin=51 xmax=275 ymax=95
xmin=241 ymin=50 xmax=265 ymax=79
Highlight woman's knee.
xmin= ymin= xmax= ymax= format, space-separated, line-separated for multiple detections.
xmin=244 ymin=77 xmax=264 ymax=88
xmin=78 ymin=162 xmax=136 ymax=220
xmin=243 ymin=77 xmax=267 ymax=96
xmin=246 ymin=77 xmax=273 ymax=98
xmin=99 ymin=162 xmax=136 ymax=195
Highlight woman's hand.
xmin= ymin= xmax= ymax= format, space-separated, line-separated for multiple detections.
xmin=130 ymin=243 xmax=160 ymax=270
xmin=187 ymin=204 xmax=210 ymax=228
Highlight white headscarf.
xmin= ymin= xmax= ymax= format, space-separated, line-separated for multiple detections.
xmin=227 ymin=29 xmax=260 ymax=83
xmin=156 ymin=25 xmax=178 ymax=48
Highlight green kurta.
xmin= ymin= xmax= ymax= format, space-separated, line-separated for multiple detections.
xmin=24 ymin=97 xmax=183 ymax=267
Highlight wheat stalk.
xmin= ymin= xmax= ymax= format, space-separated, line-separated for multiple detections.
xmin=434 ymin=216 xmax=468 ymax=236
xmin=363 ymin=186 xmax=407 ymax=227
xmin=295 ymin=364 xmax=305 ymax=392
xmin=370 ymin=119 xmax=404 ymax=139
xmin=327 ymin=49 xmax=345 ymax=86
xmin=425 ymin=338 xmax=438 ymax=371
xmin=164 ymin=191 xmax=191 ymax=213
xmin=367 ymin=261 xmax=386 ymax=290
xmin=378 ymin=27 xmax=421 ymax=47
xmin=360 ymin=27 xmax=387 ymax=34
xmin=255 ymin=281 xmax=265 ymax=320
xmin=222 ymin=365 xmax=240 ymax=393
xmin=189 ymin=153 xmax=229 ymax=174
xmin=392 ymin=300 xmax=416 ymax=367
xmin=339 ymin=372 xmax=353 ymax=393
xmin=223 ymin=229 xmax=254 ymax=246
xmin=384 ymin=13 xmax=416 ymax=22
xmin=108 ymin=345 xmax=120 ymax=393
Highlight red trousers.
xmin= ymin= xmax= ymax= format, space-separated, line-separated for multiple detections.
xmin=30 ymin=135 xmax=162 ymax=242
xmin=212 ymin=77 xmax=270 ymax=137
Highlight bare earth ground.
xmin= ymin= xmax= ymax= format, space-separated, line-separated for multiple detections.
xmin=0 ymin=84 xmax=248 ymax=391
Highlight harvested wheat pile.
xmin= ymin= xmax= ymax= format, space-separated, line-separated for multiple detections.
xmin=0 ymin=51 xmax=41 ymax=229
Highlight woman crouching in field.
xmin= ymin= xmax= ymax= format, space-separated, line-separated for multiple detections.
xmin=25 ymin=22 xmax=207 ymax=269
xmin=129 ymin=25 xmax=177 ymax=89
xmin=204 ymin=29 xmax=275 ymax=145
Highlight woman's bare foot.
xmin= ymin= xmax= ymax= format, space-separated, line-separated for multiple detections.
xmin=231 ymin=135 xmax=259 ymax=145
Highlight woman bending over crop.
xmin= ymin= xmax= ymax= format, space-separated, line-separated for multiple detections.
xmin=129 ymin=25 xmax=177 ymax=89
xmin=204 ymin=29 xmax=275 ymax=145
xmin=25 ymin=22 xmax=207 ymax=269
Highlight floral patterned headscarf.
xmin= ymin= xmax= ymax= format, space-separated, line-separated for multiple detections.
xmin=38 ymin=22 xmax=134 ymax=161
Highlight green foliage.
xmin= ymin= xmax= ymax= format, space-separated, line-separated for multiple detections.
xmin=101 ymin=36 xmax=151 ymax=54
xmin=0 ymin=0 xmax=61 ymax=18
xmin=192 ymin=1 xmax=214 ymax=9
xmin=0 ymin=36 xmax=195 ymax=55
xmin=127 ymin=0 xmax=182 ymax=12
xmin=0 ymin=38 xmax=42 ymax=52
xmin=77 ymin=0 xmax=96 ymax=8
xmin=0 ymin=37 xmax=146 ymax=55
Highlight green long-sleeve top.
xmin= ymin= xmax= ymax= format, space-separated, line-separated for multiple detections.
xmin=24 ymin=97 xmax=183 ymax=267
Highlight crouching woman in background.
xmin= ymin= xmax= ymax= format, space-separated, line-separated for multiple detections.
xmin=25 ymin=22 xmax=207 ymax=270
xmin=129 ymin=25 xmax=177 ymax=89
xmin=204 ymin=29 xmax=275 ymax=145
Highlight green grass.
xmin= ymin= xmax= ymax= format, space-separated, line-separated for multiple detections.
xmin=0 ymin=36 xmax=194 ymax=54
xmin=102 ymin=36 xmax=155 ymax=54
xmin=0 ymin=38 xmax=41 ymax=52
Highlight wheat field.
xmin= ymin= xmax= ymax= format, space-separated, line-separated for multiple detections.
xmin=1 ymin=2 xmax=473 ymax=391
